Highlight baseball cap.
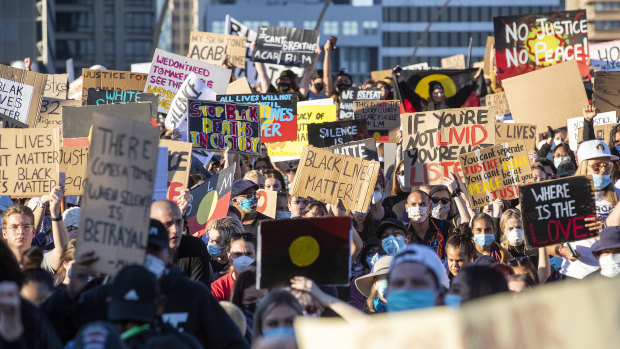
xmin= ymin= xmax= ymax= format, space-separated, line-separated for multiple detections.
xmin=355 ymin=256 xmax=393 ymax=298
xmin=577 ymin=140 xmax=619 ymax=164
xmin=591 ymin=226 xmax=620 ymax=257
xmin=73 ymin=321 xmax=126 ymax=349
xmin=390 ymin=244 xmax=449 ymax=289
xmin=108 ymin=265 xmax=160 ymax=323
xmin=375 ymin=218 xmax=406 ymax=239
xmin=231 ymin=179 xmax=259 ymax=198
xmin=148 ymin=219 xmax=169 ymax=250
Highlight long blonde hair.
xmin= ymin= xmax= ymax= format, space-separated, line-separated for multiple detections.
xmin=575 ymin=159 xmax=618 ymax=207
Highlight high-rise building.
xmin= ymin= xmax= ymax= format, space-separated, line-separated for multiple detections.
xmin=567 ymin=0 xmax=620 ymax=42
xmin=157 ymin=0 xmax=199 ymax=55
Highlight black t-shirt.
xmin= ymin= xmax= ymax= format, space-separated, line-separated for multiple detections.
xmin=382 ymin=191 xmax=409 ymax=224
xmin=243 ymin=212 xmax=272 ymax=236
xmin=408 ymin=217 xmax=452 ymax=259
xmin=174 ymin=235 xmax=212 ymax=287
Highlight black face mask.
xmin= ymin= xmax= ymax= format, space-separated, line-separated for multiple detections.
xmin=278 ymin=83 xmax=291 ymax=92
xmin=313 ymin=82 xmax=324 ymax=92
xmin=336 ymin=83 xmax=352 ymax=92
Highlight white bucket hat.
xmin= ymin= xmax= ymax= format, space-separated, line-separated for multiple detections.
xmin=577 ymin=140 xmax=618 ymax=164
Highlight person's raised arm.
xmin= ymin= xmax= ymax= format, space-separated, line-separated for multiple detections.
xmin=290 ymin=277 xmax=365 ymax=321
xmin=251 ymin=40 xmax=271 ymax=93
xmin=582 ymin=105 xmax=597 ymax=142
xmin=442 ymin=175 xmax=470 ymax=224
xmin=299 ymin=45 xmax=322 ymax=98
xmin=537 ymin=247 xmax=551 ymax=284
xmin=323 ymin=40 xmax=335 ymax=98
xmin=48 ymin=185 xmax=69 ymax=271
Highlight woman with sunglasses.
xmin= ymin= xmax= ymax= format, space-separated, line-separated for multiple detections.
xmin=211 ymin=232 xmax=256 ymax=301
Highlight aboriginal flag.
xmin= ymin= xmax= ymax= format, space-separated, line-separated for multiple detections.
xmin=258 ymin=216 xmax=351 ymax=288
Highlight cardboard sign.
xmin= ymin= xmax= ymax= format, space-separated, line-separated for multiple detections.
xmin=86 ymin=88 xmax=159 ymax=123
xmin=307 ymin=119 xmax=368 ymax=148
xmin=459 ymin=141 xmax=533 ymax=209
xmin=59 ymin=145 xmax=88 ymax=196
xmin=519 ymin=176 xmax=596 ymax=247
xmin=267 ymin=103 xmax=338 ymax=162
xmin=495 ymin=123 xmax=537 ymax=152
xmin=327 ymin=138 xmax=378 ymax=161
xmin=290 ymin=146 xmax=380 ymax=212
xmin=258 ymin=217 xmax=351 ymax=288
xmin=0 ymin=128 xmax=60 ymax=197
xmin=68 ymin=76 xmax=82 ymax=100
xmin=566 ymin=111 xmax=617 ymax=150
xmin=441 ymin=54 xmax=466 ymax=69
xmin=483 ymin=36 xmax=495 ymax=78
xmin=589 ymin=40 xmax=620 ymax=71
xmin=256 ymin=189 xmax=277 ymax=219
xmin=77 ymin=113 xmax=159 ymax=276
xmin=593 ymin=71 xmax=620 ymax=114
xmin=185 ymin=164 xmax=235 ymax=237
xmin=44 ymin=74 xmax=68 ymax=99
xmin=503 ymin=60 xmax=588 ymax=130
xmin=578 ymin=123 xmax=618 ymax=144
xmin=226 ymin=77 xmax=252 ymax=95
xmin=339 ymin=87 xmax=381 ymax=120
xmin=145 ymin=49 xmax=231 ymax=113
xmin=484 ymin=92 xmax=510 ymax=116
xmin=401 ymin=107 xmax=496 ymax=186
xmin=253 ymin=26 xmax=320 ymax=68
xmin=38 ymin=98 xmax=82 ymax=128
xmin=0 ymin=113 xmax=28 ymax=128
xmin=159 ymin=140 xmax=192 ymax=203
xmin=353 ymin=100 xmax=400 ymax=142
xmin=81 ymin=69 xmax=147 ymax=101
xmin=493 ymin=10 xmax=589 ymax=82
xmin=61 ymin=103 xmax=152 ymax=147
xmin=0 ymin=64 xmax=46 ymax=127
xmin=217 ymin=93 xmax=297 ymax=142
xmin=188 ymin=100 xmax=260 ymax=154
xmin=188 ymin=31 xmax=246 ymax=68
xmin=164 ymin=72 xmax=217 ymax=138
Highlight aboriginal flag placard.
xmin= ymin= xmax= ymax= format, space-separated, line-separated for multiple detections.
xmin=185 ymin=164 xmax=235 ymax=237
xmin=257 ymin=216 xmax=351 ymax=288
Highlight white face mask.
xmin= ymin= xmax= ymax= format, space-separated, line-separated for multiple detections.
xmin=232 ymin=255 xmax=254 ymax=273
xmin=506 ymin=228 xmax=525 ymax=246
xmin=430 ymin=202 xmax=450 ymax=220
xmin=145 ymin=254 xmax=166 ymax=279
xmin=599 ymin=254 xmax=620 ymax=278
xmin=407 ymin=206 xmax=428 ymax=223
xmin=371 ymin=191 xmax=383 ymax=205
xmin=397 ymin=175 xmax=405 ymax=188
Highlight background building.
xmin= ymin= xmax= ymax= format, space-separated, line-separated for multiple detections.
xmin=157 ymin=0 xmax=199 ymax=55
xmin=567 ymin=0 xmax=620 ymax=42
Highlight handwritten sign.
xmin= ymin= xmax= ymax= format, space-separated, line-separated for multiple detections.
xmin=188 ymin=31 xmax=246 ymax=68
xmin=519 ymin=176 xmax=596 ymax=247
xmin=590 ymin=40 xmax=620 ymax=71
xmin=495 ymin=123 xmax=537 ymax=152
xmin=86 ymin=88 xmax=158 ymax=123
xmin=307 ymin=119 xmax=368 ymax=148
xmin=159 ymin=140 xmax=192 ymax=203
xmin=38 ymin=98 xmax=82 ymax=128
xmin=578 ymin=123 xmax=618 ymax=144
xmin=401 ymin=107 xmax=496 ymax=186
xmin=226 ymin=77 xmax=252 ymax=95
xmin=253 ymin=26 xmax=320 ymax=68
xmin=566 ymin=111 xmax=617 ymax=151
xmin=145 ymin=49 xmax=231 ymax=113
xmin=44 ymin=74 xmax=68 ymax=99
xmin=327 ymin=138 xmax=378 ymax=161
xmin=353 ymin=100 xmax=400 ymax=142
xmin=459 ymin=141 xmax=533 ymax=209
xmin=188 ymin=100 xmax=260 ymax=154
xmin=0 ymin=113 xmax=27 ymax=129
xmin=441 ymin=54 xmax=466 ymax=69
xmin=484 ymin=92 xmax=510 ymax=116
xmin=0 ymin=64 xmax=46 ymax=127
xmin=59 ymin=146 xmax=88 ymax=196
xmin=339 ymin=87 xmax=381 ymax=120
xmin=290 ymin=146 xmax=380 ymax=212
xmin=217 ymin=93 xmax=297 ymax=142
xmin=77 ymin=113 xmax=159 ymax=276
xmin=81 ymin=68 xmax=147 ymax=101
xmin=593 ymin=71 xmax=620 ymax=115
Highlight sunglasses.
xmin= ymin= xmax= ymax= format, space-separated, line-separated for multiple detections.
xmin=231 ymin=232 xmax=255 ymax=242
xmin=430 ymin=197 xmax=450 ymax=205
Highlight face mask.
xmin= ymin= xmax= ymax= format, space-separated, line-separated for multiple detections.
xmin=375 ymin=279 xmax=388 ymax=298
xmin=473 ymin=234 xmax=495 ymax=247
xmin=397 ymin=175 xmax=405 ymax=188
xmin=232 ymin=255 xmax=254 ymax=273
xmin=145 ymin=254 xmax=166 ymax=279
xmin=553 ymin=139 xmax=563 ymax=146
xmin=371 ymin=191 xmax=384 ymax=205
xmin=407 ymin=206 xmax=428 ymax=223
xmin=313 ymin=82 xmax=324 ymax=92
xmin=431 ymin=202 xmax=450 ymax=220
xmin=382 ymin=235 xmax=406 ymax=256
xmin=615 ymin=145 xmax=620 ymax=153
xmin=207 ymin=243 xmax=224 ymax=258
xmin=506 ymin=228 xmax=525 ymax=246
xmin=443 ymin=294 xmax=462 ymax=307
xmin=373 ymin=297 xmax=387 ymax=313
xmin=275 ymin=210 xmax=291 ymax=219
xmin=386 ymin=289 xmax=436 ymax=312
xmin=263 ymin=327 xmax=295 ymax=338
xmin=599 ymin=253 xmax=620 ymax=278
xmin=554 ymin=156 xmax=569 ymax=168
xmin=239 ymin=197 xmax=257 ymax=213
xmin=278 ymin=83 xmax=291 ymax=92
xmin=591 ymin=174 xmax=612 ymax=190
xmin=366 ymin=252 xmax=380 ymax=269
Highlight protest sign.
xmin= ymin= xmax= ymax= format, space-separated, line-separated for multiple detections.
xmin=267 ymin=103 xmax=337 ymax=162
xmin=164 ymin=72 xmax=216 ymax=139
xmin=0 ymin=64 xmax=46 ymax=127
xmin=62 ymin=103 xmax=152 ymax=147
xmin=589 ymin=40 xmax=620 ymax=71
xmin=577 ymin=123 xmax=618 ymax=144
xmin=159 ymin=140 xmax=192 ymax=203
xmin=566 ymin=111 xmax=617 ymax=151
xmin=188 ymin=31 xmax=246 ymax=68
xmin=258 ymin=216 xmax=351 ymax=288
xmin=484 ymin=92 xmax=510 ymax=116
xmin=86 ymin=88 xmax=159 ymax=124
xmin=459 ymin=141 xmax=533 ymax=209
xmin=38 ymin=98 xmax=82 ymax=128
xmin=0 ymin=113 xmax=28 ymax=128
xmin=483 ymin=36 xmax=495 ymax=78
xmin=77 ymin=113 xmax=159 ymax=276
xmin=353 ymin=100 xmax=400 ymax=142
xmin=503 ymin=60 xmax=588 ymax=130
xmin=441 ymin=54 xmax=466 ymax=69
xmin=593 ymin=71 xmax=620 ymax=114
xmin=153 ymin=147 xmax=168 ymax=202
xmin=59 ymin=145 xmax=88 ymax=196
xmin=130 ymin=63 xmax=151 ymax=74
xmin=290 ymin=146 xmax=380 ymax=212
xmin=339 ymin=87 xmax=381 ymax=120
xmin=252 ymin=26 xmax=320 ymax=68
xmin=188 ymin=100 xmax=260 ymax=154
xmin=186 ymin=164 xmax=235 ymax=237
xmin=81 ymin=68 xmax=147 ymax=101
xmin=217 ymin=93 xmax=297 ymax=142
xmin=68 ymin=76 xmax=82 ymax=100
xmin=327 ymin=138 xmax=378 ymax=161
xmin=256 ymin=189 xmax=277 ymax=219
xmin=44 ymin=74 xmax=68 ymax=99
xmin=0 ymin=128 xmax=60 ymax=197
xmin=145 ymin=49 xmax=231 ymax=113
xmin=495 ymin=123 xmax=537 ymax=152
xmin=307 ymin=119 xmax=368 ymax=148
xmin=493 ymin=10 xmax=589 ymax=82
xmin=519 ymin=176 xmax=596 ymax=247
xmin=401 ymin=107 xmax=496 ymax=186
xmin=226 ymin=77 xmax=252 ymax=95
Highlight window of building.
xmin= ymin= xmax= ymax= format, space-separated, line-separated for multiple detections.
xmin=323 ymin=21 xmax=339 ymax=35
xmin=361 ymin=21 xmax=377 ymax=35
xmin=125 ymin=13 xmax=154 ymax=33
xmin=243 ymin=21 xmax=269 ymax=32
xmin=104 ymin=40 xmax=114 ymax=60
xmin=125 ymin=40 xmax=152 ymax=62
xmin=56 ymin=39 xmax=94 ymax=60
xmin=211 ymin=20 xmax=225 ymax=33
xmin=303 ymin=21 xmax=316 ymax=30
xmin=56 ymin=12 xmax=94 ymax=32
xmin=173 ymin=15 xmax=180 ymax=23
xmin=595 ymin=2 xmax=620 ymax=11
xmin=595 ymin=21 xmax=620 ymax=30
xmin=126 ymin=0 xmax=153 ymax=6
xmin=183 ymin=15 xmax=189 ymax=22
xmin=104 ymin=12 xmax=114 ymax=31
xmin=343 ymin=21 xmax=358 ymax=36
xmin=278 ymin=21 xmax=294 ymax=28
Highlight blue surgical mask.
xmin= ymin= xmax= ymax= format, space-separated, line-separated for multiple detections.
xmin=375 ymin=279 xmax=388 ymax=298
xmin=382 ymin=235 xmax=405 ymax=256
xmin=207 ymin=243 xmax=223 ymax=257
xmin=615 ymin=145 xmax=620 ymax=153
xmin=275 ymin=210 xmax=291 ymax=219
xmin=262 ymin=327 xmax=295 ymax=338
xmin=239 ymin=197 xmax=257 ymax=213
xmin=554 ymin=156 xmax=569 ymax=168
xmin=591 ymin=174 xmax=612 ymax=190
xmin=386 ymin=289 xmax=436 ymax=312
xmin=473 ymin=234 xmax=495 ymax=247
xmin=443 ymin=294 xmax=462 ymax=307
xmin=373 ymin=297 xmax=387 ymax=313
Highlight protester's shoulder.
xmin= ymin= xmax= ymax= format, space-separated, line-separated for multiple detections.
xmin=255 ymin=212 xmax=272 ymax=221
xmin=166 ymin=266 xmax=212 ymax=294
xmin=179 ymin=234 xmax=207 ymax=253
